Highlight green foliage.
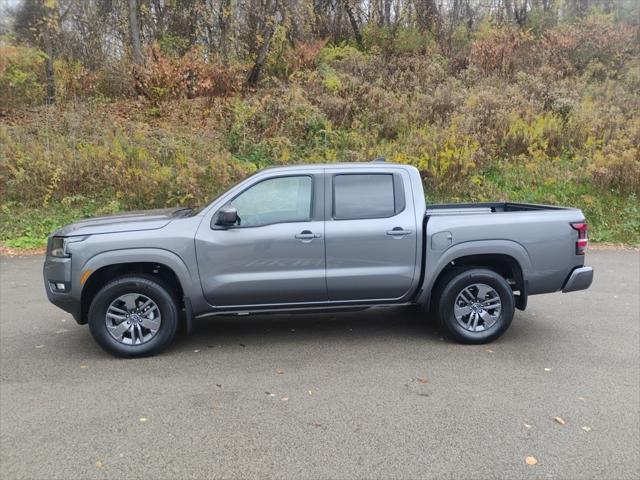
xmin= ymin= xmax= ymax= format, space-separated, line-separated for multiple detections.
xmin=362 ymin=25 xmax=435 ymax=55
xmin=0 ymin=199 xmax=122 ymax=248
xmin=0 ymin=43 xmax=47 ymax=108
xmin=319 ymin=64 xmax=342 ymax=93
xmin=480 ymin=160 xmax=640 ymax=244
xmin=545 ymin=14 xmax=636 ymax=75
xmin=53 ymin=57 xmax=96 ymax=101
xmin=318 ymin=43 xmax=364 ymax=64
xmin=0 ymin=106 xmax=255 ymax=211
xmin=1 ymin=16 xmax=639 ymax=247
xmin=158 ymin=34 xmax=191 ymax=55
xmin=502 ymin=113 xmax=566 ymax=160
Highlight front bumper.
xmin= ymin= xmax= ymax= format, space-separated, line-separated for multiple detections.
xmin=562 ymin=266 xmax=594 ymax=293
xmin=43 ymin=255 xmax=83 ymax=323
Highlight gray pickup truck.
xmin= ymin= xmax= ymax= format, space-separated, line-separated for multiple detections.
xmin=44 ymin=163 xmax=593 ymax=357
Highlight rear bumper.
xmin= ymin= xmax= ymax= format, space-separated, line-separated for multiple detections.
xmin=562 ymin=266 xmax=594 ymax=293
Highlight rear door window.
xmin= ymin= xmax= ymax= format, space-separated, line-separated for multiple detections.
xmin=333 ymin=174 xmax=396 ymax=220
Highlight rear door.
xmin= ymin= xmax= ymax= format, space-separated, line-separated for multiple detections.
xmin=195 ymin=171 xmax=326 ymax=307
xmin=324 ymin=168 xmax=418 ymax=301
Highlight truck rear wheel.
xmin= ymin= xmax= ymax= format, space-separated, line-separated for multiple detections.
xmin=435 ymin=268 xmax=514 ymax=344
xmin=88 ymin=275 xmax=179 ymax=358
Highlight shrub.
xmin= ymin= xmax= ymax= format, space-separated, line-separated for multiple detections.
xmin=544 ymin=14 xmax=637 ymax=75
xmin=54 ymin=58 xmax=97 ymax=101
xmin=391 ymin=125 xmax=482 ymax=187
xmin=0 ymin=105 xmax=254 ymax=210
xmin=362 ymin=25 xmax=435 ymax=55
xmin=502 ymin=113 xmax=566 ymax=161
xmin=589 ymin=136 xmax=640 ymax=195
xmin=0 ymin=44 xmax=46 ymax=108
xmin=288 ymin=39 xmax=327 ymax=72
xmin=469 ymin=28 xmax=541 ymax=77
xmin=319 ymin=43 xmax=364 ymax=64
xmin=135 ymin=46 xmax=243 ymax=103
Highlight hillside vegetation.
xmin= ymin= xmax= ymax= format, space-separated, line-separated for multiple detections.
xmin=1 ymin=7 xmax=639 ymax=247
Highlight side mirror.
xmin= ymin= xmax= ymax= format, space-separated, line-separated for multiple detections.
xmin=214 ymin=205 xmax=238 ymax=227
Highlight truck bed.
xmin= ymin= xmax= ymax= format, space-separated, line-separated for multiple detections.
xmin=426 ymin=202 xmax=572 ymax=216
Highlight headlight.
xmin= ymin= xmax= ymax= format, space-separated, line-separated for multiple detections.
xmin=49 ymin=236 xmax=89 ymax=257
xmin=50 ymin=237 xmax=67 ymax=257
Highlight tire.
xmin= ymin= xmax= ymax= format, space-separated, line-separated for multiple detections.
xmin=435 ymin=268 xmax=515 ymax=344
xmin=88 ymin=275 xmax=179 ymax=358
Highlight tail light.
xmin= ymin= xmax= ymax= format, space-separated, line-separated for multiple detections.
xmin=571 ymin=222 xmax=588 ymax=255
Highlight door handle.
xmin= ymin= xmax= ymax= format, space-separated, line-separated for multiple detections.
xmin=386 ymin=227 xmax=412 ymax=237
xmin=295 ymin=230 xmax=321 ymax=241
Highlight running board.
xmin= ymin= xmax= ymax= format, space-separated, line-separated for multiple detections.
xmin=194 ymin=303 xmax=415 ymax=319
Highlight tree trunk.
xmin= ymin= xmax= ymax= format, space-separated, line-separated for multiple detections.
xmin=128 ymin=0 xmax=144 ymax=65
xmin=383 ymin=0 xmax=392 ymax=26
xmin=334 ymin=2 xmax=343 ymax=44
xmin=218 ymin=0 xmax=232 ymax=62
xmin=42 ymin=21 xmax=55 ymax=104
xmin=344 ymin=0 xmax=364 ymax=49
xmin=513 ymin=0 xmax=528 ymax=27
xmin=416 ymin=0 xmax=440 ymax=34
xmin=504 ymin=0 xmax=514 ymax=22
xmin=247 ymin=0 xmax=280 ymax=85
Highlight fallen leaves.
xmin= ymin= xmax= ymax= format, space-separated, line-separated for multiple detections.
xmin=553 ymin=416 xmax=566 ymax=426
xmin=525 ymin=456 xmax=538 ymax=466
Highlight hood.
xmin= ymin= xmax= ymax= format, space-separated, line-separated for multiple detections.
xmin=53 ymin=207 xmax=193 ymax=237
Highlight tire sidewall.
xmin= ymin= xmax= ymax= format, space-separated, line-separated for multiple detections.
xmin=88 ymin=276 xmax=178 ymax=358
xmin=438 ymin=269 xmax=515 ymax=344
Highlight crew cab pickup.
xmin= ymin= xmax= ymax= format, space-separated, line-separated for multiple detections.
xmin=44 ymin=163 xmax=594 ymax=357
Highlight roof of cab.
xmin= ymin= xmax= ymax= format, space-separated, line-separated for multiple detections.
xmin=259 ymin=162 xmax=415 ymax=173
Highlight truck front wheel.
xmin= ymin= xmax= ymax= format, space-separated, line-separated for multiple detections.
xmin=88 ymin=275 xmax=179 ymax=357
xmin=435 ymin=268 xmax=515 ymax=344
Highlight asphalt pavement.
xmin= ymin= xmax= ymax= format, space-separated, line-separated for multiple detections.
xmin=1 ymin=250 xmax=638 ymax=479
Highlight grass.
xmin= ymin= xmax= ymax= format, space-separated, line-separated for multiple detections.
xmin=481 ymin=160 xmax=640 ymax=244
xmin=0 ymin=200 xmax=121 ymax=249
xmin=2 ymin=163 xmax=638 ymax=250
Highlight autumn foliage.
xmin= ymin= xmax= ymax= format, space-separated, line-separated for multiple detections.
xmin=1 ymin=11 xmax=639 ymax=244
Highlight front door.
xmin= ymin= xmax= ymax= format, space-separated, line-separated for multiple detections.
xmin=195 ymin=173 xmax=326 ymax=307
